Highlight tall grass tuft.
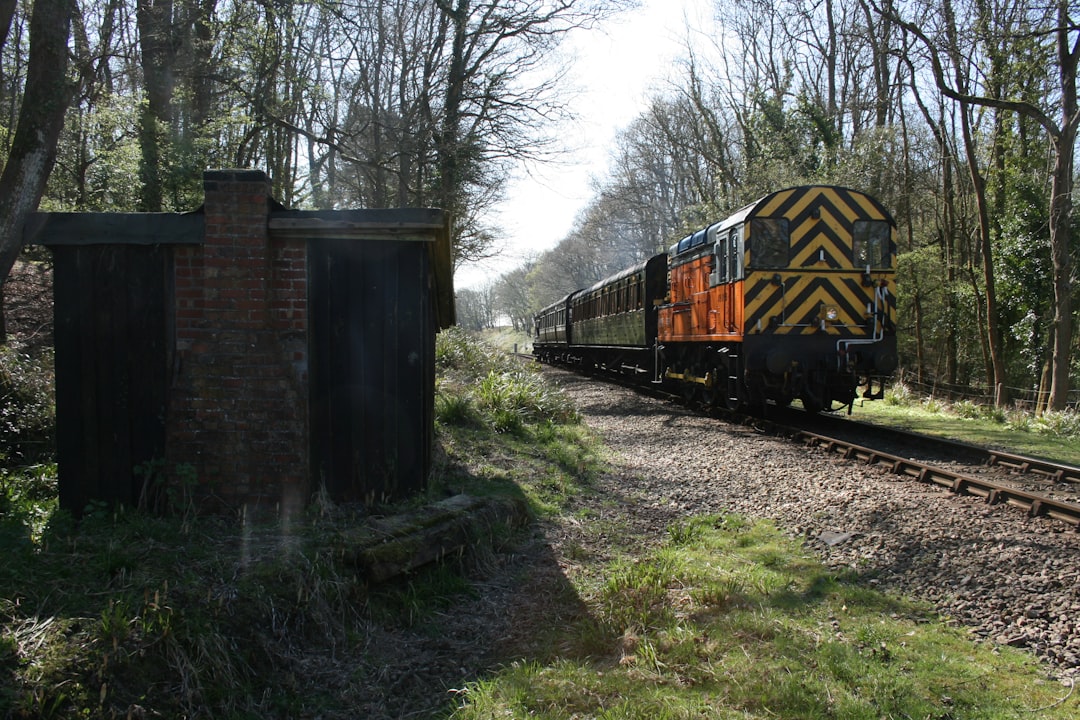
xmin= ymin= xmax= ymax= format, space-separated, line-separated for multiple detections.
xmin=436 ymin=325 xmax=515 ymax=379
xmin=436 ymin=327 xmax=578 ymax=433
xmin=474 ymin=369 xmax=577 ymax=433
xmin=883 ymin=382 xmax=912 ymax=406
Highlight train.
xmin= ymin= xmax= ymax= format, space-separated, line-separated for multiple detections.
xmin=532 ymin=185 xmax=898 ymax=413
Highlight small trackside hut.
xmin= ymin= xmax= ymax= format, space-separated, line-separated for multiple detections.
xmin=26 ymin=169 xmax=454 ymax=517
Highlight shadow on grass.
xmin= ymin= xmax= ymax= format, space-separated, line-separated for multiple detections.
xmin=0 ymin=467 xmax=594 ymax=720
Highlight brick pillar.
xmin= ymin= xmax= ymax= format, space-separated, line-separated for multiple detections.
xmin=168 ymin=169 xmax=309 ymax=516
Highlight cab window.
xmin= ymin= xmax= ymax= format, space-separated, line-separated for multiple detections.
xmin=716 ymin=234 xmax=729 ymax=283
xmin=853 ymin=220 xmax=891 ymax=268
xmin=727 ymin=228 xmax=740 ymax=280
xmin=748 ymin=219 xmax=789 ymax=268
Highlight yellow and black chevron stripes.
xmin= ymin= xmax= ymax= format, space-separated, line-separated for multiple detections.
xmin=751 ymin=186 xmax=895 ymax=269
xmin=744 ymin=273 xmax=895 ymax=336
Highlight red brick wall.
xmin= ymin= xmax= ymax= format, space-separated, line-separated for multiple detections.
xmin=168 ymin=170 xmax=309 ymax=516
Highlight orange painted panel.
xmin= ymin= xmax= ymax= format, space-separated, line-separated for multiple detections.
xmin=658 ymin=249 xmax=745 ymax=343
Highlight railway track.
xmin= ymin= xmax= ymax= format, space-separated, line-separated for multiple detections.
xmin=527 ymin=355 xmax=1080 ymax=529
xmin=807 ymin=411 xmax=1080 ymax=485
xmin=746 ymin=406 xmax=1080 ymax=529
xmin=790 ymin=427 xmax=1080 ymax=528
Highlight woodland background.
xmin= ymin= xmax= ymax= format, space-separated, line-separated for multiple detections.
xmin=0 ymin=0 xmax=1077 ymax=411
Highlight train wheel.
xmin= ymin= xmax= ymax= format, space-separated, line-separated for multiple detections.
xmin=681 ymin=380 xmax=698 ymax=404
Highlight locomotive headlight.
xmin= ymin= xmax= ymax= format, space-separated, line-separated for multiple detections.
xmin=820 ymin=305 xmax=839 ymax=323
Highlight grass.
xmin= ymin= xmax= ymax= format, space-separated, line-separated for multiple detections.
xmin=853 ymin=383 xmax=1080 ymax=466
xmin=1 ymin=497 xmax=402 ymax=718
xmin=448 ymin=515 xmax=1077 ymax=719
xmin=435 ymin=325 xmax=601 ymax=516
xmin=2 ymin=336 xmax=1078 ymax=718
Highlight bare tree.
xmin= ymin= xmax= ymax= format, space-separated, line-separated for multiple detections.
xmin=882 ymin=0 xmax=1079 ymax=409
xmin=455 ymin=286 xmax=497 ymax=330
xmin=431 ymin=0 xmax=618 ymax=266
xmin=494 ymin=263 xmax=536 ymax=332
xmin=245 ymin=0 xmax=631 ymax=266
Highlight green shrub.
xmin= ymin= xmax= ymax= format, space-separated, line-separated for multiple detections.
xmin=982 ymin=404 xmax=1007 ymax=424
xmin=0 ymin=463 xmax=57 ymax=546
xmin=920 ymin=396 xmax=943 ymax=414
xmin=474 ymin=369 xmax=578 ymax=431
xmin=435 ymin=392 xmax=480 ymax=427
xmin=952 ymin=399 xmax=982 ymax=419
xmin=0 ymin=347 xmax=54 ymax=466
xmin=436 ymin=328 xmax=578 ymax=432
xmin=1034 ymin=409 xmax=1080 ymax=438
xmin=1006 ymin=411 xmax=1034 ymax=434
xmin=436 ymin=326 xmax=514 ymax=379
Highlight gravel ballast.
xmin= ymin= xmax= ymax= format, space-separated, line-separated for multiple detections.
xmin=548 ymin=368 xmax=1080 ymax=679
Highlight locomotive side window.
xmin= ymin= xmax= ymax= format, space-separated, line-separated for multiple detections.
xmin=717 ymin=235 xmax=729 ymax=283
xmin=853 ymin=220 xmax=891 ymax=268
xmin=748 ymin=218 xmax=789 ymax=268
xmin=728 ymin=228 xmax=741 ymax=280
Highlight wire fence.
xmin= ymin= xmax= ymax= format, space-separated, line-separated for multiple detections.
xmin=894 ymin=369 xmax=1080 ymax=412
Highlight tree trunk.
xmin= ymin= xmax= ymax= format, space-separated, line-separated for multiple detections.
xmin=0 ymin=0 xmax=74 ymax=343
xmin=1047 ymin=0 xmax=1078 ymax=410
xmin=0 ymin=0 xmax=16 ymax=52
xmin=136 ymin=0 xmax=179 ymax=212
xmin=436 ymin=0 xmax=468 ymax=219
xmin=940 ymin=0 xmax=1007 ymax=406
xmin=1047 ymin=133 xmax=1075 ymax=409
xmin=888 ymin=0 xmax=1079 ymax=409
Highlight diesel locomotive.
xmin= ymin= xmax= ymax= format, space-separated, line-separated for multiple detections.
xmin=533 ymin=185 xmax=898 ymax=413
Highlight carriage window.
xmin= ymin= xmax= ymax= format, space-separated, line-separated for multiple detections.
xmin=748 ymin=219 xmax=789 ymax=267
xmin=853 ymin=220 xmax=891 ymax=268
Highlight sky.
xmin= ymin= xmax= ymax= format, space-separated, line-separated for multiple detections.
xmin=452 ymin=0 xmax=715 ymax=291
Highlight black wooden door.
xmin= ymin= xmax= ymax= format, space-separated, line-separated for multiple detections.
xmin=52 ymin=245 xmax=168 ymax=513
xmin=308 ymin=238 xmax=434 ymax=504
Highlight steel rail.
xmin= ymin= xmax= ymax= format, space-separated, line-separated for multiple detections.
xmin=829 ymin=416 xmax=1080 ymax=484
xmin=983 ymin=448 xmax=1080 ymax=484
xmin=795 ymin=430 xmax=1080 ymax=528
